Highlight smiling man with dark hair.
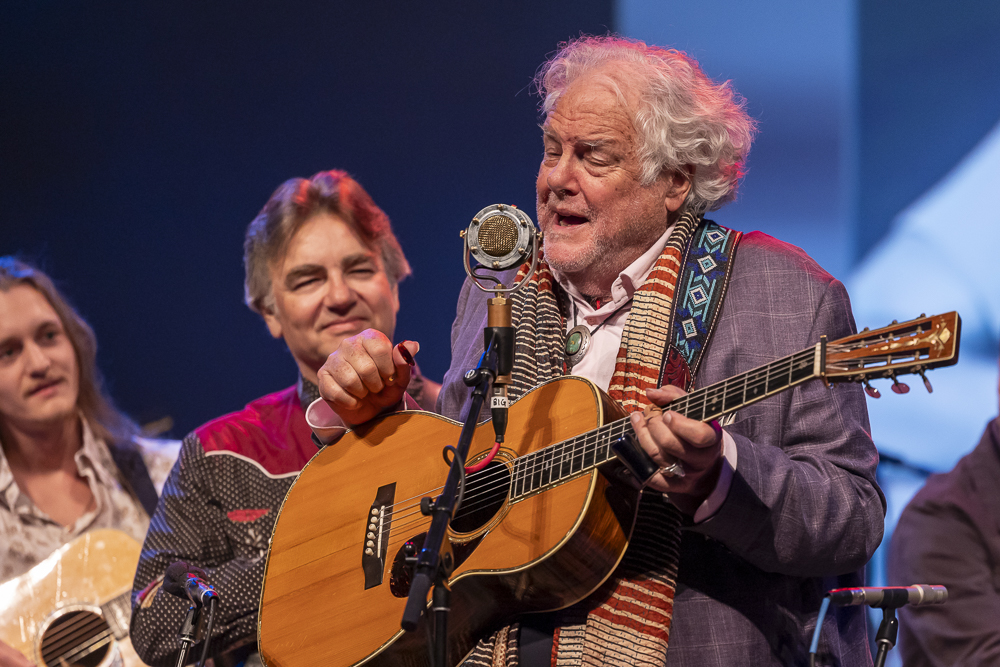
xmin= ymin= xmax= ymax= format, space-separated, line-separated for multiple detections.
xmin=129 ymin=170 xmax=438 ymax=667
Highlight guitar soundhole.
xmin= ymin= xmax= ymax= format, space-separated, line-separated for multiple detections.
xmin=450 ymin=460 xmax=510 ymax=534
xmin=40 ymin=609 xmax=111 ymax=667
xmin=389 ymin=533 xmax=425 ymax=598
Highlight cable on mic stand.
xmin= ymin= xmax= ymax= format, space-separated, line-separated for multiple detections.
xmin=196 ymin=596 xmax=218 ymax=667
xmin=807 ymin=596 xmax=830 ymax=667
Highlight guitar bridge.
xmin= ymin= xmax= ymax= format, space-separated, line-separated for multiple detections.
xmin=362 ymin=483 xmax=395 ymax=589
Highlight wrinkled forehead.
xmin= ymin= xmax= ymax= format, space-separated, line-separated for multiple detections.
xmin=542 ymin=73 xmax=644 ymax=154
xmin=274 ymin=212 xmax=381 ymax=275
xmin=547 ymin=62 xmax=645 ymax=121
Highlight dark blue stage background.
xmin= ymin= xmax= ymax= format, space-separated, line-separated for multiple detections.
xmin=1 ymin=1 xmax=613 ymax=434
xmin=2 ymin=0 xmax=997 ymax=479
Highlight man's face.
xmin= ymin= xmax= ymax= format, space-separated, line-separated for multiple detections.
xmin=262 ymin=212 xmax=400 ymax=384
xmin=0 ymin=285 xmax=80 ymax=434
xmin=536 ymin=67 xmax=690 ymax=296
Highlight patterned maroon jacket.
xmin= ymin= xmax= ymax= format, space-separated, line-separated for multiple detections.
xmin=129 ymin=381 xmax=320 ymax=666
xmin=130 ymin=373 xmax=435 ymax=667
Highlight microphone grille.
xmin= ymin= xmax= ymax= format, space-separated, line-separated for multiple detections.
xmin=478 ymin=214 xmax=519 ymax=258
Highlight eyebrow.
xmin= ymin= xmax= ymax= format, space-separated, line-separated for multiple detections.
xmin=341 ymin=251 xmax=378 ymax=270
xmin=0 ymin=323 xmax=60 ymax=351
xmin=283 ymin=264 xmax=325 ymax=287
xmin=540 ymin=125 xmax=614 ymax=150
xmin=282 ymin=252 xmax=379 ymax=287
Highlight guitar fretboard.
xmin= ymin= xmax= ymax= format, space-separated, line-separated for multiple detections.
xmin=101 ymin=590 xmax=132 ymax=639
xmin=505 ymin=344 xmax=821 ymax=499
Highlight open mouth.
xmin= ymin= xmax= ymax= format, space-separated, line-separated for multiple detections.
xmin=557 ymin=214 xmax=589 ymax=226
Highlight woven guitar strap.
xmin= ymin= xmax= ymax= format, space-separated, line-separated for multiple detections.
xmin=463 ymin=213 xmax=742 ymax=667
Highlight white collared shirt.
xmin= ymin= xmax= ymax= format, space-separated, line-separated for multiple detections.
xmin=0 ymin=419 xmax=178 ymax=582
xmin=551 ymin=226 xmax=737 ymax=523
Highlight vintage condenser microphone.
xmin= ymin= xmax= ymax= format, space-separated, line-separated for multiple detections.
xmin=461 ymin=204 xmax=539 ymax=443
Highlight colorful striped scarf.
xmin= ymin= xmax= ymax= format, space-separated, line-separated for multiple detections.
xmin=464 ymin=211 xmax=700 ymax=667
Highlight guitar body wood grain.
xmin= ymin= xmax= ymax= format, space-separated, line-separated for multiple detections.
xmin=259 ymin=377 xmax=635 ymax=667
xmin=0 ymin=529 xmax=143 ymax=667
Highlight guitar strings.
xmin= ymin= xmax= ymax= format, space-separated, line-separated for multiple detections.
xmin=359 ymin=345 xmax=928 ymax=554
xmin=373 ymin=418 xmax=643 ymax=551
xmin=396 ymin=346 xmax=914 ymax=533
xmin=51 ymin=630 xmax=113 ymax=665
xmin=40 ymin=614 xmax=113 ymax=665
xmin=369 ymin=349 xmax=813 ymax=541
xmin=40 ymin=614 xmax=106 ymax=650
xmin=374 ymin=424 xmax=625 ymax=544
xmin=383 ymin=341 xmax=910 ymax=524
xmin=380 ymin=417 xmax=627 ymax=526
xmin=364 ymin=348 xmax=827 ymax=553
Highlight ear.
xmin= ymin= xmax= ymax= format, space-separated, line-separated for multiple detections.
xmin=663 ymin=168 xmax=693 ymax=213
xmin=261 ymin=307 xmax=284 ymax=340
xmin=390 ymin=281 xmax=400 ymax=315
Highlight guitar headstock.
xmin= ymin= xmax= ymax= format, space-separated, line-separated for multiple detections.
xmin=824 ymin=312 xmax=961 ymax=395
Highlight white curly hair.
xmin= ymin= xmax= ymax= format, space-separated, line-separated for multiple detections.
xmin=535 ymin=35 xmax=757 ymax=213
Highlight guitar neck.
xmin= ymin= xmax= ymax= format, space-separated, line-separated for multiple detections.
xmin=507 ymin=342 xmax=823 ymax=499
xmin=101 ymin=590 xmax=132 ymax=639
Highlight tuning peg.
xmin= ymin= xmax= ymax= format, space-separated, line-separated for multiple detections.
xmin=890 ymin=375 xmax=910 ymax=394
xmin=918 ymin=369 xmax=933 ymax=393
xmin=863 ymin=379 xmax=881 ymax=399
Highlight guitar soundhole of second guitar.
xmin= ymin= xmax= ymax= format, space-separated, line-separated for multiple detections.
xmin=450 ymin=460 xmax=511 ymax=534
xmin=40 ymin=609 xmax=112 ymax=667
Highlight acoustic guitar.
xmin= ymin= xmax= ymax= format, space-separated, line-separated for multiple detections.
xmin=0 ymin=529 xmax=144 ymax=667
xmin=258 ymin=312 xmax=960 ymax=667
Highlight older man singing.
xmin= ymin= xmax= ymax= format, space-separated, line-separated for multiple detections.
xmin=317 ymin=36 xmax=884 ymax=666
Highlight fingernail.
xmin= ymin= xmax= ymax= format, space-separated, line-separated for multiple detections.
xmin=397 ymin=341 xmax=415 ymax=366
xmin=630 ymin=413 xmax=641 ymax=425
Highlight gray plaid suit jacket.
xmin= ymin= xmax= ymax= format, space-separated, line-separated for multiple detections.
xmin=439 ymin=231 xmax=885 ymax=666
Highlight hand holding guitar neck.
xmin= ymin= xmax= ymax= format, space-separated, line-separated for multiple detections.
xmin=317 ymin=331 xmax=419 ymax=426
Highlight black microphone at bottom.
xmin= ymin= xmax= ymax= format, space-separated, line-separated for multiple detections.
xmin=827 ymin=584 xmax=947 ymax=608
xmin=164 ymin=561 xmax=220 ymax=606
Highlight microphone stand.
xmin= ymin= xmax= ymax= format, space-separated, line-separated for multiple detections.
xmin=873 ymin=606 xmax=898 ymax=667
xmin=400 ymin=333 xmax=501 ymax=667
xmin=174 ymin=604 xmax=200 ymax=667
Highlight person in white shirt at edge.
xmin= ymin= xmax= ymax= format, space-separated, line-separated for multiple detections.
xmin=0 ymin=257 xmax=177 ymax=667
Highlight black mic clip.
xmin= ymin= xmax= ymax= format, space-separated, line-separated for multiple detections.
xmin=163 ymin=561 xmax=220 ymax=607
xmin=463 ymin=367 xmax=493 ymax=387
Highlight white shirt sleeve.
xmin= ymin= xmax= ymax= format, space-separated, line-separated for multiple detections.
xmin=690 ymin=429 xmax=738 ymax=523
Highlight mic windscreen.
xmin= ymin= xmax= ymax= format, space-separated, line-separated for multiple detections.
xmin=478 ymin=214 xmax=518 ymax=258
xmin=163 ymin=561 xmax=192 ymax=598
xmin=466 ymin=204 xmax=536 ymax=271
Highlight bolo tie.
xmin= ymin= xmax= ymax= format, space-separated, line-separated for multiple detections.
xmin=565 ymin=298 xmax=633 ymax=368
